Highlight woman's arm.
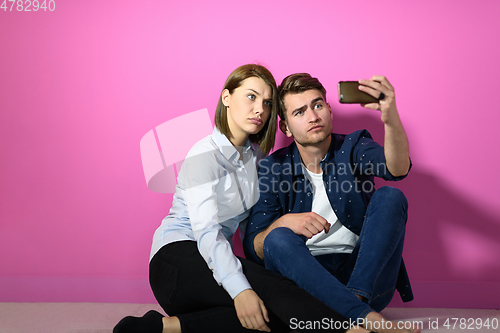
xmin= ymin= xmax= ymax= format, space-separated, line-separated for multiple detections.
xmin=182 ymin=146 xmax=270 ymax=331
xmin=182 ymin=148 xmax=251 ymax=299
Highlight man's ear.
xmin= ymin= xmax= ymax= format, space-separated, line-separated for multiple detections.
xmin=327 ymin=103 xmax=333 ymax=120
xmin=279 ymin=119 xmax=292 ymax=137
xmin=222 ymin=89 xmax=230 ymax=107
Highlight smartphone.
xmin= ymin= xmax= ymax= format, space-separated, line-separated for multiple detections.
xmin=338 ymin=81 xmax=379 ymax=104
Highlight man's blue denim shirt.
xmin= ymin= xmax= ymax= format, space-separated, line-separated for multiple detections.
xmin=243 ymin=129 xmax=414 ymax=302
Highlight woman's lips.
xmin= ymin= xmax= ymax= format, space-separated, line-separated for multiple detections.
xmin=249 ymin=118 xmax=263 ymax=125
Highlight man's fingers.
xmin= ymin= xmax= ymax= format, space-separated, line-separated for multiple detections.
xmin=324 ymin=221 xmax=331 ymax=233
xmin=359 ymin=84 xmax=386 ymax=99
xmin=310 ymin=213 xmax=331 ymax=233
xmin=310 ymin=212 xmax=329 ymax=226
xmin=359 ymin=77 xmax=394 ymax=98
xmin=300 ymin=228 xmax=314 ymax=238
xmin=371 ymin=75 xmax=394 ymax=90
xmin=361 ymin=102 xmax=381 ymax=110
xmin=304 ymin=224 xmax=321 ymax=237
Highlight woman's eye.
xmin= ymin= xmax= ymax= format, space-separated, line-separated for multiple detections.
xmin=247 ymin=94 xmax=256 ymax=100
xmin=264 ymin=100 xmax=272 ymax=107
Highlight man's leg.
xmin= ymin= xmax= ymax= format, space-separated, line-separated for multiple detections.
xmin=263 ymin=227 xmax=372 ymax=321
xmin=343 ymin=186 xmax=408 ymax=310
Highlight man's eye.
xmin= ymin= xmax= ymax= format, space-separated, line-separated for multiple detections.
xmin=295 ymin=110 xmax=304 ymax=116
xmin=314 ymin=103 xmax=323 ymax=110
xmin=248 ymin=94 xmax=256 ymax=100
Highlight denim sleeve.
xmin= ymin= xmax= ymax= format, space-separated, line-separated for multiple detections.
xmin=351 ymin=129 xmax=411 ymax=181
xmin=243 ymin=157 xmax=283 ymax=265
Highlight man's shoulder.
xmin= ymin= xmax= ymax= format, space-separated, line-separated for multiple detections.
xmin=331 ymin=130 xmax=375 ymax=150
xmin=336 ymin=129 xmax=373 ymax=141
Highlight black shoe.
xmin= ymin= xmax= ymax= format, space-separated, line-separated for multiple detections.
xmin=113 ymin=310 xmax=164 ymax=333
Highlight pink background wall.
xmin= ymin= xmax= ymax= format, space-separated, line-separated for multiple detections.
xmin=1 ymin=0 xmax=499 ymax=308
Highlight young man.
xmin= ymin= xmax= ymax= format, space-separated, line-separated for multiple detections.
xmin=244 ymin=73 xmax=416 ymax=332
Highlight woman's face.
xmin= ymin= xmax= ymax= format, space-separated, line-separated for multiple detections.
xmin=222 ymin=76 xmax=273 ymax=140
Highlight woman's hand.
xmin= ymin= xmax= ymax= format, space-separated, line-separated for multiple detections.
xmin=234 ymin=289 xmax=271 ymax=332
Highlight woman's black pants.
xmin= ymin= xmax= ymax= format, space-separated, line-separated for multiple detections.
xmin=150 ymin=241 xmax=350 ymax=333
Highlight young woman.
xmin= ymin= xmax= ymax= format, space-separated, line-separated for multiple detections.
xmin=114 ymin=64 xmax=370 ymax=333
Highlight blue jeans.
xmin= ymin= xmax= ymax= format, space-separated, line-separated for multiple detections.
xmin=263 ymin=186 xmax=408 ymax=321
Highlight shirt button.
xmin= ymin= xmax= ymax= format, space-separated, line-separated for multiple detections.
xmin=263 ymin=213 xmax=266 ymax=215
xmin=307 ymin=192 xmax=311 ymax=196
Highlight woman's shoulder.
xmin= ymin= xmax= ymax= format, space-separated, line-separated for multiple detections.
xmin=181 ymin=133 xmax=221 ymax=179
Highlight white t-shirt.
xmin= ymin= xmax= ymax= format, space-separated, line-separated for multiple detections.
xmin=303 ymin=166 xmax=359 ymax=256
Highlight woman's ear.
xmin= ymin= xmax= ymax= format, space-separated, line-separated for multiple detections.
xmin=222 ymin=89 xmax=230 ymax=107
xmin=279 ymin=119 xmax=292 ymax=137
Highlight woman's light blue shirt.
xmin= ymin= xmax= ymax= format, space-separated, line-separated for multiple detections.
xmin=150 ymin=127 xmax=263 ymax=299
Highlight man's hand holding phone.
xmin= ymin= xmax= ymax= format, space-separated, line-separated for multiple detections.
xmin=339 ymin=76 xmax=399 ymax=126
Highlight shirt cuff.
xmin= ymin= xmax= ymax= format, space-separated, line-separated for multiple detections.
xmin=223 ymin=272 xmax=252 ymax=299
xmin=386 ymin=157 xmax=412 ymax=181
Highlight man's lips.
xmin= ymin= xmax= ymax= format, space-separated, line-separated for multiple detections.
xmin=249 ymin=118 xmax=263 ymax=125
xmin=308 ymin=125 xmax=323 ymax=132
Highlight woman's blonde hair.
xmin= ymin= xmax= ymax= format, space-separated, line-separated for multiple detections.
xmin=214 ymin=64 xmax=278 ymax=155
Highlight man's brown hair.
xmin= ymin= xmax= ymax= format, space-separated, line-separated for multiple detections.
xmin=278 ymin=73 xmax=327 ymax=120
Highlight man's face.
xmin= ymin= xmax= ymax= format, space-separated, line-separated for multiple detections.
xmin=280 ymin=89 xmax=333 ymax=147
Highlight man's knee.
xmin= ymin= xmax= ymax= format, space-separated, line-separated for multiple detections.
xmin=370 ymin=186 xmax=408 ymax=228
xmin=373 ymin=186 xmax=408 ymax=209
xmin=263 ymin=227 xmax=302 ymax=255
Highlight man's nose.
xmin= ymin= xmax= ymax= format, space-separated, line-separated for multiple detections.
xmin=307 ymin=108 xmax=320 ymax=122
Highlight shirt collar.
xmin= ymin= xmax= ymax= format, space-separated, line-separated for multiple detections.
xmin=212 ymin=127 xmax=254 ymax=162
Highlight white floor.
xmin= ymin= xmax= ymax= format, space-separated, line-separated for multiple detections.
xmin=0 ymin=303 xmax=498 ymax=333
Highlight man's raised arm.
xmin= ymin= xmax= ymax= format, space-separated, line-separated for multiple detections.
xmin=358 ymin=76 xmax=410 ymax=177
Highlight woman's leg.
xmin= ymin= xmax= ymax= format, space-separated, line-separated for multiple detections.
xmin=151 ymin=241 xmax=352 ymax=332
xmin=150 ymin=241 xmax=289 ymax=333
